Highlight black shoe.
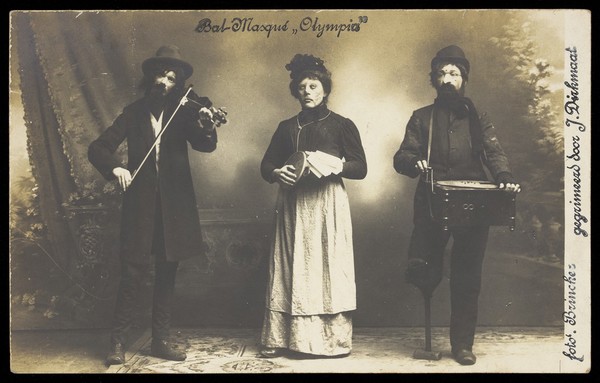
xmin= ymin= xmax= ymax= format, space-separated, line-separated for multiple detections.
xmin=452 ymin=349 xmax=477 ymax=365
xmin=259 ymin=347 xmax=285 ymax=358
xmin=150 ymin=339 xmax=187 ymax=361
xmin=106 ymin=343 xmax=125 ymax=365
xmin=287 ymin=350 xmax=351 ymax=359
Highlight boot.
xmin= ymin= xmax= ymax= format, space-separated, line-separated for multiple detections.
xmin=106 ymin=343 xmax=126 ymax=365
xmin=452 ymin=348 xmax=477 ymax=365
xmin=150 ymin=339 xmax=187 ymax=361
xmin=259 ymin=347 xmax=285 ymax=358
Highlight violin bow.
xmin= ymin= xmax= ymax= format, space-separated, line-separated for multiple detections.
xmin=129 ymin=85 xmax=194 ymax=185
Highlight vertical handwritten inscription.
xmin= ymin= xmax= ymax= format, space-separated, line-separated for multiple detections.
xmin=564 ymin=47 xmax=588 ymax=238
xmin=562 ymin=264 xmax=583 ymax=362
xmin=562 ymin=46 xmax=586 ymax=365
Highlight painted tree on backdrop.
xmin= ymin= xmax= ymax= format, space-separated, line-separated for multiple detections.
xmin=487 ymin=16 xmax=564 ymax=262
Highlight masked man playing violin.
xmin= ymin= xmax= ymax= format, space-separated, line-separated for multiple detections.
xmin=88 ymin=45 xmax=221 ymax=365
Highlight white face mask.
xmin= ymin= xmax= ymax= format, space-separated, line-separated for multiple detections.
xmin=151 ymin=70 xmax=178 ymax=97
xmin=435 ymin=64 xmax=464 ymax=92
xmin=297 ymin=78 xmax=327 ymax=109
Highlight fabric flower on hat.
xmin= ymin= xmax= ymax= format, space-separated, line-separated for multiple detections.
xmin=285 ymin=54 xmax=330 ymax=79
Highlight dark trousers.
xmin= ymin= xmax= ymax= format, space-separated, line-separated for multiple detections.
xmin=408 ymin=220 xmax=489 ymax=351
xmin=110 ymin=195 xmax=179 ymax=345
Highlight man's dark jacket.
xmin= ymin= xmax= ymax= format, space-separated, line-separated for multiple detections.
xmin=88 ymin=96 xmax=217 ymax=263
xmin=394 ymin=104 xmax=513 ymax=224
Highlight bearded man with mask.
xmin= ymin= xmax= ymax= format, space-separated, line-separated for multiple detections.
xmin=89 ymin=45 xmax=219 ymax=365
xmin=393 ymin=45 xmax=520 ymax=365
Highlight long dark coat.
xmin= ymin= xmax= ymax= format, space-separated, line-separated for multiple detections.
xmin=88 ymin=96 xmax=217 ymax=263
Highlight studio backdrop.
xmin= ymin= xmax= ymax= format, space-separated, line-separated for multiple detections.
xmin=10 ymin=10 xmax=564 ymax=330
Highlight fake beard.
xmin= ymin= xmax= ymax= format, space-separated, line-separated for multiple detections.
xmin=147 ymin=84 xmax=180 ymax=109
xmin=149 ymin=83 xmax=168 ymax=98
xmin=435 ymin=84 xmax=468 ymax=118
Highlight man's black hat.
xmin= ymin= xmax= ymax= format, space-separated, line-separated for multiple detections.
xmin=431 ymin=45 xmax=470 ymax=75
xmin=142 ymin=45 xmax=193 ymax=80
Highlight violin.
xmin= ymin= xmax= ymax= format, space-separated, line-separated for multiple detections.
xmin=182 ymin=87 xmax=228 ymax=126
xmin=130 ymin=85 xmax=227 ymax=184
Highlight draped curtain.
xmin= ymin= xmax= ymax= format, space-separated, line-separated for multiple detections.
xmin=15 ymin=12 xmax=136 ymax=265
xmin=12 ymin=12 xmax=272 ymax=329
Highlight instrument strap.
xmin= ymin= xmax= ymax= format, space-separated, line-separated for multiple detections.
xmin=426 ymin=107 xmax=437 ymax=222
xmin=427 ymin=107 xmax=433 ymax=166
xmin=427 ymin=107 xmax=435 ymax=194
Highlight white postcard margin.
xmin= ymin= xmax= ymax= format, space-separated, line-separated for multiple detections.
xmin=562 ymin=9 xmax=591 ymax=374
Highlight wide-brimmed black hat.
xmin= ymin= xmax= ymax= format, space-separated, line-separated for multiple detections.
xmin=431 ymin=45 xmax=470 ymax=75
xmin=142 ymin=45 xmax=193 ymax=80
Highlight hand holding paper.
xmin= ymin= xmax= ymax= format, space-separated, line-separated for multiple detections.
xmin=305 ymin=151 xmax=344 ymax=178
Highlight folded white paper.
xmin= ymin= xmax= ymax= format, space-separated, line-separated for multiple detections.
xmin=305 ymin=151 xmax=344 ymax=178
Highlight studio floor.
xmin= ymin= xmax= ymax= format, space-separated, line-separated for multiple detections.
xmin=10 ymin=326 xmax=567 ymax=374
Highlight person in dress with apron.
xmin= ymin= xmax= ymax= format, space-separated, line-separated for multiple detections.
xmin=259 ymin=54 xmax=367 ymax=358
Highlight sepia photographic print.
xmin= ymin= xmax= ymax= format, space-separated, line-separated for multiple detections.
xmin=9 ymin=9 xmax=590 ymax=374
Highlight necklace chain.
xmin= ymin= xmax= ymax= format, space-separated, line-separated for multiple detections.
xmin=296 ymin=111 xmax=331 ymax=129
